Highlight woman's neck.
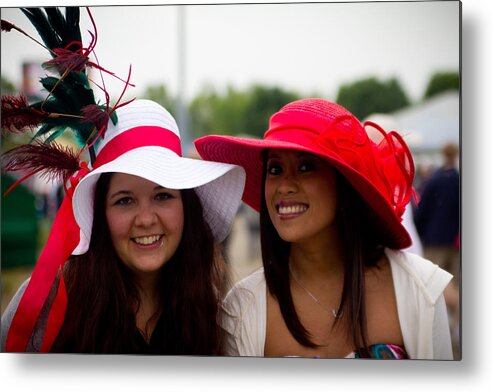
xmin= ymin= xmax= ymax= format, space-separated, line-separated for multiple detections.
xmin=134 ymin=273 xmax=161 ymax=342
xmin=289 ymin=231 xmax=344 ymax=281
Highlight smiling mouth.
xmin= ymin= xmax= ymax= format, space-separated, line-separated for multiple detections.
xmin=276 ymin=203 xmax=308 ymax=217
xmin=132 ymin=235 xmax=163 ymax=246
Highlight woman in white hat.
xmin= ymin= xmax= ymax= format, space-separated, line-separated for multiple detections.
xmin=195 ymin=98 xmax=454 ymax=359
xmin=2 ymin=100 xmax=245 ymax=354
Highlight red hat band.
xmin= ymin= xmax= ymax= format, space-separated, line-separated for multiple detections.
xmin=93 ymin=125 xmax=182 ymax=169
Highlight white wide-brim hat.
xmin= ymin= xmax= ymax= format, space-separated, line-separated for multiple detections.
xmin=72 ymin=99 xmax=245 ymax=254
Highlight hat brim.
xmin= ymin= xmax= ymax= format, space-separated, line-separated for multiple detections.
xmin=72 ymin=146 xmax=245 ymax=251
xmin=195 ymin=135 xmax=411 ymax=249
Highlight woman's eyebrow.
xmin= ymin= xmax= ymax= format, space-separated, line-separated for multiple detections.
xmin=107 ymin=189 xmax=131 ymax=200
xmin=297 ymin=152 xmax=317 ymax=159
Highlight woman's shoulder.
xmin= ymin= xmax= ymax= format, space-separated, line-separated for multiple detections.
xmin=220 ymin=267 xmax=266 ymax=333
xmin=1 ymin=278 xmax=31 ymax=350
xmin=2 ymin=278 xmax=31 ymax=319
xmin=220 ymin=268 xmax=267 ymax=356
xmin=385 ymin=248 xmax=453 ymax=303
xmin=222 ymin=267 xmax=266 ymax=313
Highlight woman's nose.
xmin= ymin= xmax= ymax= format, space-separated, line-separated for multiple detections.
xmin=134 ymin=204 xmax=158 ymax=227
xmin=277 ymin=173 xmax=299 ymax=195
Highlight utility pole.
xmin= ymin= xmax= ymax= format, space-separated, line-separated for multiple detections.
xmin=176 ymin=5 xmax=191 ymax=155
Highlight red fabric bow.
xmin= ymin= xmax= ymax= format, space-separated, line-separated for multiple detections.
xmin=313 ymin=117 xmax=414 ymax=222
xmin=363 ymin=121 xmax=415 ymax=219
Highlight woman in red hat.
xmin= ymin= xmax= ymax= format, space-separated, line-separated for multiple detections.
xmin=195 ymin=98 xmax=454 ymax=359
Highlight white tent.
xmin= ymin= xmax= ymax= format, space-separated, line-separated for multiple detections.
xmin=366 ymin=91 xmax=460 ymax=153
xmin=396 ymin=91 xmax=459 ymax=152
xmin=366 ymin=91 xmax=460 ymax=170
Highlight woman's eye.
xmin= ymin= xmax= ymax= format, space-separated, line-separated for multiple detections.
xmin=267 ymin=163 xmax=282 ymax=175
xmin=114 ymin=197 xmax=133 ymax=206
xmin=155 ymin=192 xmax=173 ymax=201
xmin=299 ymin=161 xmax=316 ymax=172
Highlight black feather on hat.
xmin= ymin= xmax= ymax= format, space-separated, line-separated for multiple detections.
xmin=1 ymin=7 xmax=134 ymax=191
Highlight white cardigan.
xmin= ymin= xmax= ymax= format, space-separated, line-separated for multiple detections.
xmin=220 ymin=249 xmax=454 ymax=359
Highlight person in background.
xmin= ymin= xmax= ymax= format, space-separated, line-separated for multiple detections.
xmin=414 ymin=141 xmax=460 ymax=355
xmin=195 ymin=98 xmax=454 ymax=359
xmin=414 ymin=142 xmax=460 ymax=281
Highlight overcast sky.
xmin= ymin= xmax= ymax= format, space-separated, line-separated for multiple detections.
xmin=1 ymin=1 xmax=459 ymax=105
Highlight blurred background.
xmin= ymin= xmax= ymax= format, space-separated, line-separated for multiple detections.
xmin=1 ymin=1 xmax=460 ymax=357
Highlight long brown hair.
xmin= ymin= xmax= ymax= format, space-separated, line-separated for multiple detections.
xmin=52 ymin=173 xmax=225 ymax=354
xmin=260 ymin=155 xmax=384 ymax=356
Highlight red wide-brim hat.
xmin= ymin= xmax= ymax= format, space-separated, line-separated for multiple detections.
xmin=195 ymin=98 xmax=415 ymax=249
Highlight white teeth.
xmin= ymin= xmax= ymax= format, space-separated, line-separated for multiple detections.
xmin=278 ymin=205 xmax=308 ymax=215
xmin=134 ymin=235 xmax=161 ymax=245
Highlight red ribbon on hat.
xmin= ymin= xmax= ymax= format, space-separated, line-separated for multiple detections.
xmin=5 ymin=165 xmax=89 ymax=352
xmin=5 ymin=126 xmax=181 ymax=352
xmin=94 ymin=126 xmax=182 ymax=167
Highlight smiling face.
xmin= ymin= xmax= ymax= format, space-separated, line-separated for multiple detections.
xmin=105 ymin=173 xmax=184 ymax=279
xmin=264 ymin=149 xmax=339 ymax=246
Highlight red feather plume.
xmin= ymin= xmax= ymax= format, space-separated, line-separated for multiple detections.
xmin=1 ymin=141 xmax=82 ymax=194
xmin=1 ymin=95 xmax=46 ymax=134
xmin=81 ymin=104 xmax=109 ymax=132
xmin=43 ymin=46 xmax=89 ymax=74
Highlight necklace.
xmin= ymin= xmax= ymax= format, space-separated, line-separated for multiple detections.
xmin=289 ymin=265 xmax=344 ymax=319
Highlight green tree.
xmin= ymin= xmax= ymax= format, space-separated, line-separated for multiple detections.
xmin=1 ymin=76 xmax=16 ymax=94
xmin=142 ymin=84 xmax=175 ymax=114
xmin=189 ymin=85 xmax=249 ymax=139
xmin=423 ymin=71 xmax=459 ymax=99
xmin=243 ymin=85 xmax=300 ymax=138
xmin=189 ymin=84 xmax=299 ymax=139
xmin=335 ymin=77 xmax=410 ymax=120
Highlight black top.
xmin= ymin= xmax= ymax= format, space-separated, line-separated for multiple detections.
xmin=133 ymin=315 xmax=166 ymax=354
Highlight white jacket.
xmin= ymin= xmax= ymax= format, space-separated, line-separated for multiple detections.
xmin=220 ymin=249 xmax=453 ymax=359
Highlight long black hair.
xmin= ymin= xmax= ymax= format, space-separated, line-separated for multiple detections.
xmin=260 ymin=156 xmax=384 ymax=356
xmin=52 ymin=173 xmax=225 ymax=354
